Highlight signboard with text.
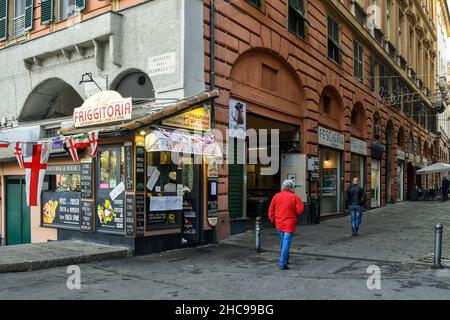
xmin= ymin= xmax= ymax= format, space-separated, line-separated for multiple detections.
xmin=162 ymin=106 xmax=211 ymax=132
xmin=318 ymin=127 xmax=345 ymax=150
xmin=73 ymin=98 xmax=132 ymax=128
xmin=42 ymin=192 xmax=81 ymax=230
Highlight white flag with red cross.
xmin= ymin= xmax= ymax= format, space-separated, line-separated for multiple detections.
xmin=12 ymin=142 xmax=24 ymax=168
xmin=23 ymin=142 xmax=51 ymax=207
xmin=65 ymin=133 xmax=90 ymax=161
xmin=89 ymin=131 xmax=99 ymax=158
xmin=0 ymin=141 xmax=9 ymax=148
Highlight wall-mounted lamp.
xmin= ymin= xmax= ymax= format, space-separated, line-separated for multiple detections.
xmin=139 ymin=130 xmax=146 ymax=136
xmin=79 ymin=72 xmax=103 ymax=91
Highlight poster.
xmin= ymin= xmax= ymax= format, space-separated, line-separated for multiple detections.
xmin=229 ymin=99 xmax=247 ymax=139
xmin=149 ymin=196 xmax=183 ymax=211
xmin=96 ymin=195 xmax=124 ymax=232
xmin=42 ymin=192 xmax=81 ymax=229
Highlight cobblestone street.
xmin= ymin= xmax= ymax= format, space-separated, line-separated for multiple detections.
xmin=2 ymin=200 xmax=450 ymax=299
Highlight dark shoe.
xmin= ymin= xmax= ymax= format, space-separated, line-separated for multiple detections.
xmin=355 ymin=230 xmax=359 ymax=236
xmin=279 ymin=265 xmax=289 ymax=270
xmin=352 ymin=230 xmax=356 ymax=236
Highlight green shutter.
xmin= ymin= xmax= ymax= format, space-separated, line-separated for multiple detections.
xmin=24 ymin=0 xmax=33 ymax=31
xmin=41 ymin=0 xmax=54 ymax=25
xmin=76 ymin=0 xmax=86 ymax=12
xmin=0 ymin=0 xmax=8 ymax=41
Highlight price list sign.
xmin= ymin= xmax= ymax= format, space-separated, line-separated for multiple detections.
xmin=135 ymin=193 xmax=145 ymax=237
xmin=81 ymin=159 xmax=93 ymax=199
xmin=125 ymin=194 xmax=135 ymax=237
xmin=125 ymin=145 xmax=134 ymax=191
xmin=135 ymin=146 xmax=145 ymax=191
xmin=80 ymin=200 xmax=94 ymax=233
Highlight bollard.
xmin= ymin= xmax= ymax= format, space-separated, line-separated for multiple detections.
xmin=433 ymin=223 xmax=444 ymax=269
xmin=255 ymin=216 xmax=262 ymax=252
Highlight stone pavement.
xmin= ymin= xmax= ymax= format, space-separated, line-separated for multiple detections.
xmin=0 ymin=240 xmax=130 ymax=273
xmin=226 ymin=200 xmax=450 ymax=265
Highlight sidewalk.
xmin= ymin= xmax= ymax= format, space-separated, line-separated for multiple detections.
xmin=0 ymin=240 xmax=130 ymax=273
xmin=225 ymin=201 xmax=450 ymax=265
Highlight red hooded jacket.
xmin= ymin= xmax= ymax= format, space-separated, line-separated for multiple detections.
xmin=268 ymin=190 xmax=304 ymax=233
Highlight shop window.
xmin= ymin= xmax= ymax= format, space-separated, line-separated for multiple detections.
xmin=98 ymin=147 xmax=125 ymax=190
xmin=44 ymin=173 xmax=81 ymax=193
xmin=327 ymin=16 xmax=341 ymax=64
xmin=288 ymin=0 xmax=306 ymax=39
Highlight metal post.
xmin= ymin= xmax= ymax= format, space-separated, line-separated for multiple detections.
xmin=255 ymin=217 xmax=262 ymax=252
xmin=433 ymin=223 xmax=444 ymax=269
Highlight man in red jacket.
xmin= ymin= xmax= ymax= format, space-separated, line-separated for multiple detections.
xmin=268 ymin=179 xmax=304 ymax=270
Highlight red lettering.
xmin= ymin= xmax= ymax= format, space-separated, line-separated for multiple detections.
xmin=87 ymin=109 xmax=93 ymax=121
xmin=115 ymin=103 xmax=121 ymax=117
xmin=124 ymin=101 xmax=131 ymax=115
xmin=107 ymin=105 xmax=114 ymax=117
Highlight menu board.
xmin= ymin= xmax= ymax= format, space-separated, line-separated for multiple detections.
xmin=207 ymin=178 xmax=219 ymax=227
xmin=80 ymin=200 xmax=94 ymax=233
xmin=135 ymin=146 xmax=145 ymax=191
xmin=183 ymin=199 xmax=197 ymax=235
xmin=125 ymin=194 xmax=135 ymax=237
xmin=135 ymin=193 xmax=145 ymax=237
xmin=80 ymin=159 xmax=93 ymax=199
xmin=96 ymin=194 xmax=125 ymax=233
xmin=42 ymin=192 xmax=81 ymax=229
xmin=147 ymin=195 xmax=181 ymax=229
xmin=125 ymin=145 xmax=134 ymax=191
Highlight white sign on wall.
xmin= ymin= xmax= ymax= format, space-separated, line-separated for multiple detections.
xmin=318 ymin=126 xmax=345 ymax=150
xmin=397 ymin=150 xmax=405 ymax=160
xmin=350 ymin=137 xmax=368 ymax=156
xmin=229 ymin=99 xmax=247 ymax=140
xmin=148 ymin=52 xmax=177 ymax=77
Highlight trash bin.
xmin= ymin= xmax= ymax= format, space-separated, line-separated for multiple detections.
xmin=311 ymin=197 xmax=320 ymax=224
xmin=256 ymin=199 xmax=265 ymax=217
xmin=410 ymin=190 xmax=419 ymax=201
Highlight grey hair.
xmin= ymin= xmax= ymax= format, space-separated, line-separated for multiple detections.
xmin=282 ymin=179 xmax=295 ymax=191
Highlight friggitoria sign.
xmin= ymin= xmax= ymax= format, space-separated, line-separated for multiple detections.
xmin=318 ymin=127 xmax=345 ymax=150
xmin=73 ymin=98 xmax=132 ymax=128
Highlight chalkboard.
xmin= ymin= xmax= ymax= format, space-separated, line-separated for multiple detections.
xmin=135 ymin=146 xmax=145 ymax=191
xmin=135 ymin=193 xmax=145 ymax=237
xmin=42 ymin=192 xmax=81 ymax=229
xmin=125 ymin=146 xmax=134 ymax=191
xmin=183 ymin=199 xmax=197 ymax=235
xmin=125 ymin=194 xmax=135 ymax=237
xmin=80 ymin=160 xmax=93 ymax=199
xmin=80 ymin=200 xmax=94 ymax=233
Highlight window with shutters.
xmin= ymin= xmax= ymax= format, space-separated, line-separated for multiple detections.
xmin=41 ymin=0 xmax=85 ymax=25
xmin=327 ymin=16 xmax=341 ymax=64
xmin=0 ymin=0 xmax=8 ymax=41
xmin=59 ymin=0 xmax=77 ymax=21
xmin=288 ymin=0 xmax=306 ymax=39
xmin=353 ymin=40 xmax=363 ymax=81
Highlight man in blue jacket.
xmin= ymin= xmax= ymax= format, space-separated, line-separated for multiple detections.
xmin=345 ymin=178 xmax=367 ymax=237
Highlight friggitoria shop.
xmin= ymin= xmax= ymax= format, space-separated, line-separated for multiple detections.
xmin=2 ymin=90 xmax=222 ymax=254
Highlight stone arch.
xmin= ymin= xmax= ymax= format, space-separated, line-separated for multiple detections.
xmin=351 ymin=102 xmax=366 ymax=139
xmin=110 ymin=68 xmax=154 ymax=104
xmin=20 ymin=78 xmax=84 ymax=121
xmin=230 ymin=48 xmax=305 ymax=124
xmin=319 ymin=85 xmax=345 ymax=131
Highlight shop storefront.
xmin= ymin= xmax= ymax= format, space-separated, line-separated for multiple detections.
xmin=350 ymin=137 xmax=367 ymax=188
xmin=397 ymin=150 xmax=405 ymax=201
xmin=371 ymin=139 xmax=384 ymax=208
xmin=318 ymin=127 xmax=344 ymax=215
xmin=44 ymin=90 xmax=221 ymax=254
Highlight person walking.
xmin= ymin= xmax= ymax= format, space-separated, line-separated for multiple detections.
xmin=345 ymin=178 xmax=366 ymax=237
xmin=442 ymin=176 xmax=449 ymax=201
xmin=268 ymin=179 xmax=304 ymax=270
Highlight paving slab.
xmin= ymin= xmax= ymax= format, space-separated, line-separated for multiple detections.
xmin=0 ymin=240 xmax=130 ymax=273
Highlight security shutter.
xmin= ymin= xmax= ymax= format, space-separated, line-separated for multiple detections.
xmin=0 ymin=0 xmax=8 ymax=41
xmin=41 ymin=0 xmax=54 ymax=25
xmin=24 ymin=0 xmax=33 ymax=31
xmin=76 ymin=0 xmax=86 ymax=11
xmin=228 ymin=139 xmax=244 ymax=219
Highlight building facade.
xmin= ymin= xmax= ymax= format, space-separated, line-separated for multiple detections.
xmin=205 ymin=0 xmax=450 ymax=239
xmin=0 ymin=0 xmax=206 ymax=246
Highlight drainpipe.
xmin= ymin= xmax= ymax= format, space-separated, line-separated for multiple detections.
xmin=210 ymin=0 xmax=215 ymax=129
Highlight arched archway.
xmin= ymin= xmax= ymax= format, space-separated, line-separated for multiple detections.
xmin=319 ymin=85 xmax=345 ymax=131
xmin=110 ymin=69 xmax=154 ymax=104
xmin=20 ymin=78 xmax=83 ymax=121
xmin=351 ymin=102 xmax=366 ymax=138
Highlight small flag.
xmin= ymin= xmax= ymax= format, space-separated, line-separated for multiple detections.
xmin=89 ymin=131 xmax=99 ymax=157
xmin=51 ymin=136 xmax=65 ymax=152
xmin=23 ymin=142 xmax=50 ymax=206
xmin=12 ymin=142 xmax=24 ymax=168
xmin=0 ymin=141 xmax=9 ymax=148
xmin=64 ymin=133 xmax=90 ymax=161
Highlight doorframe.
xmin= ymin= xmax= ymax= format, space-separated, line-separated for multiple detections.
xmin=5 ymin=175 xmax=30 ymax=245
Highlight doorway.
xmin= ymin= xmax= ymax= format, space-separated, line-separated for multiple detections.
xmin=319 ymin=148 xmax=343 ymax=215
xmin=6 ymin=176 xmax=31 ymax=245
xmin=371 ymin=160 xmax=381 ymax=208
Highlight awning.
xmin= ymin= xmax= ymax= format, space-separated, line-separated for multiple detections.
xmin=145 ymin=128 xmax=222 ymax=157
xmin=416 ymin=163 xmax=450 ymax=175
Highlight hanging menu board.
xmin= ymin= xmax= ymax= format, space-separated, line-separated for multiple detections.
xmin=80 ymin=158 xmax=93 ymax=199
xmin=42 ymin=192 xmax=81 ymax=229
xmin=125 ymin=145 xmax=134 ymax=191
xmin=125 ymin=194 xmax=135 ymax=237
xmin=135 ymin=146 xmax=145 ymax=191
xmin=135 ymin=193 xmax=145 ymax=237
xmin=80 ymin=200 xmax=94 ymax=233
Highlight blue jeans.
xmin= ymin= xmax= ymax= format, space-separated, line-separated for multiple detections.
xmin=277 ymin=230 xmax=293 ymax=267
xmin=349 ymin=205 xmax=363 ymax=232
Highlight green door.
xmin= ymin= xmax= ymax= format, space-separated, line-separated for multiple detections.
xmin=6 ymin=177 xmax=31 ymax=245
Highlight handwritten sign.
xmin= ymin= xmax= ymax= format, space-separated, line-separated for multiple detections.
xmin=125 ymin=194 xmax=135 ymax=237
xmin=110 ymin=182 xmax=125 ymax=201
xmin=136 ymin=146 xmax=145 ymax=191
xmin=135 ymin=193 xmax=145 ymax=236
xmin=80 ymin=158 xmax=93 ymax=199
xmin=125 ymin=145 xmax=133 ymax=191
xmin=80 ymin=200 xmax=94 ymax=233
